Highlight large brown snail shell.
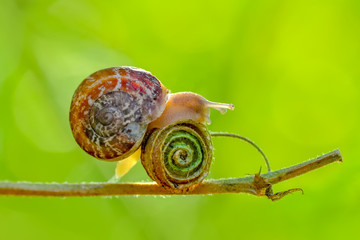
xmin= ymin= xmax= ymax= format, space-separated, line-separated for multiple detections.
xmin=69 ymin=67 xmax=169 ymax=161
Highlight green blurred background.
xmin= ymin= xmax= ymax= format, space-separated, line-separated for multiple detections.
xmin=0 ymin=0 xmax=359 ymax=239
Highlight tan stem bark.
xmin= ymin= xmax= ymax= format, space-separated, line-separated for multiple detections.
xmin=0 ymin=149 xmax=342 ymax=200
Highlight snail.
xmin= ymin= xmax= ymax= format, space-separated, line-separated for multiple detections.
xmin=70 ymin=66 xmax=234 ymax=193
xmin=0 ymin=68 xmax=340 ymax=200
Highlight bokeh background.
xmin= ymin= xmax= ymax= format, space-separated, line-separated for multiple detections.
xmin=0 ymin=0 xmax=359 ymax=239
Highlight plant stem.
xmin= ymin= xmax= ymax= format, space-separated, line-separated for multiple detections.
xmin=0 ymin=149 xmax=342 ymax=199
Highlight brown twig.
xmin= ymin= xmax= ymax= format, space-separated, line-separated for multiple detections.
xmin=0 ymin=149 xmax=342 ymax=200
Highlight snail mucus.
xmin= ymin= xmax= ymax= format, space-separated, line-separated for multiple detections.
xmin=70 ymin=66 xmax=235 ymax=193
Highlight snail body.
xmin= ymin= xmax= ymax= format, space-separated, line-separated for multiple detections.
xmin=70 ymin=66 xmax=234 ymax=192
xmin=149 ymin=91 xmax=234 ymax=129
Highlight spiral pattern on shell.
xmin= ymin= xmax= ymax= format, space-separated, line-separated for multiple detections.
xmin=141 ymin=120 xmax=213 ymax=193
xmin=70 ymin=67 xmax=169 ymax=161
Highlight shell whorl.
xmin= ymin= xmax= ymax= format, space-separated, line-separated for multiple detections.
xmin=141 ymin=120 xmax=213 ymax=193
xmin=70 ymin=67 xmax=169 ymax=161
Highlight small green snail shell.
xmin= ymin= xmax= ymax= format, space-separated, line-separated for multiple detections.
xmin=141 ymin=120 xmax=213 ymax=193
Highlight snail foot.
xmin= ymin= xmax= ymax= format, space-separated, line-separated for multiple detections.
xmin=106 ymin=175 xmax=121 ymax=183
